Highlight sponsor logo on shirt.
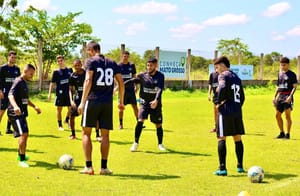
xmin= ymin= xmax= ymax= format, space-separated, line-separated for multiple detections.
xmin=143 ymin=87 xmax=158 ymax=94
xmin=60 ymin=79 xmax=69 ymax=85
xmin=5 ymin=78 xmax=15 ymax=83
xmin=22 ymin=98 xmax=28 ymax=105
xmin=78 ymin=86 xmax=83 ymax=91
xmin=122 ymin=73 xmax=132 ymax=79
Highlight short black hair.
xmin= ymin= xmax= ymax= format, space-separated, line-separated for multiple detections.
xmin=87 ymin=41 xmax=100 ymax=53
xmin=8 ymin=50 xmax=17 ymax=56
xmin=147 ymin=57 xmax=158 ymax=63
xmin=25 ymin=64 xmax=36 ymax=71
xmin=123 ymin=51 xmax=130 ymax=55
xmin=280 ymin=57 xmax=290 ymax=64
xmin=214 ymin=56 xmax=230 ymax=68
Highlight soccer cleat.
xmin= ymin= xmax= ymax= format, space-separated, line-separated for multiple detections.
xmin=119 ymin=124 xmax=123 ymax=130
xmin=96 ymin=136 xmax=102 ymax=142
xmin=158 ymin=144 xmax=166 ymax=151
xmin=79 ymin=167 xmax=94 ymax=175
xmin=284 ymin=133 xmax=290 ymax=139
xmin=237 ymin=167 xmax=246 ymax=173
xmin=210 ymin=128 xmax=217 ymax=133
xmin=142 ymin=125 xmax=146 ymax=129
xmin=17 ymin=155 xmax=30 ymax=161
xmin=69 ymin=135 xmax=76 ymax=140
xmin=276 ymin=132 xmax=285 ymax=139
xmin=130 ymin=142 xmax=138 ymax=152
xmin=214 ymin=169 xmax=227 ymax=176
xmin=19 ymin=161 xmax=29 ymax=168
xmin=58 ymin=127 xmax=64 ymax=131
xmin=6 ymin=129 xmax=13 ymax=134
xmin=99 ymin=168 xmax=113 ymax=175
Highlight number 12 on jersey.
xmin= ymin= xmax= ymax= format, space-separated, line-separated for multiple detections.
xmin=231 ymin=84 xmax=241 ymax=103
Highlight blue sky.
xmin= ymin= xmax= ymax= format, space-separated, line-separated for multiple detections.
xmin=18 ymin=0 xmax=300 ymax=58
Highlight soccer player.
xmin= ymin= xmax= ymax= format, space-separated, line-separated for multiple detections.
xmin=48 ymin=55 xmax=73 ymax=131
xmin=208 ymin=61 xmax=219 ymax=133
xmin=8 ymin=64 xmax=41 ymax=167
xmin=0 ymin=51 xmax=21 ymax=135
xmin=78 ymin=41 xmax=124 ymax=175
xmin=213 ymin=56 xmax=245 ymax=176
xmin=117 ymin=51 xmax=138 ymax=129
xmin=273 ymin=57 xmax=297 ymax=139
xmin=128 ymin=57 xmax=166 ymax=152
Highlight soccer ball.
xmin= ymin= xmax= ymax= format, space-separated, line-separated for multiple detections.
xmin=58 ymin=154 xmax=74 ymax=170
xmin=247 ymin=166 xmax=264 ymax=183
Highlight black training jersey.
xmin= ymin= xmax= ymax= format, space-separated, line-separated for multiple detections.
xmin=277 ymin=70 xmax=297 ymax=94
xmin=118 ymin=62 xmax=136 ymax=92
xmin=217 ymin=70 xmax=245 ymax=116
xmin=209 ymin=71 xmax=219 ymax=94
xmin=51 ymin=67 xmax=73 ymax=96
xmin=0 ymin=64 xmax=21 ymax=96
xmin=69 ymin=70 xmax=86 ymax=103
xmin=8 ymin=77 xmax=29 ymax=117
xmin=86 ymin=55 xmax=121 ymax=103
xmin=133 ymin=71 xmax=165 ymax=104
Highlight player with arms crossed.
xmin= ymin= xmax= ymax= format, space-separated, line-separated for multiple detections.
xmin=8 ymin=64 xmax=41 ymax=167
xmin=117 ymin=51 xmax=139 ymax=129
xmin=273 ymin=57 xmax=297 ymax=139
xmin=213 ymin=56 xmax=245 ymax=176
xmin=48 ymin=55 xmax=73 ymax=131
xmin=0 ymin=51 xmax=21 ymax=135
xmin=78 ymin=41 xmax=124 ymax=175
xmin=128 ymin=57 xmax=166 ymax=152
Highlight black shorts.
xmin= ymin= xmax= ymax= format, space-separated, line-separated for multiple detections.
xmin=55 ymin=95 xmax=71 ymax=106
xmin=124 ymin=91 xmax=137 ymax=105
xmin=276 ymin=101 xmax=293 ymax=113
xmin=9 ymin=116 xmax=29 ymax=138
xmin=0 ymin=97 xmax=9 ymax=110
xmin=81 ymin=100 xmax=113 ymax=130
xmin=217 ymin=113 xmax=245 ymax=137
xmin=138 ymin=103 xmax=163 ymax=124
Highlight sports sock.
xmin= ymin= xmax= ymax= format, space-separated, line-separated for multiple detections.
xmin=86 ymin=161 xmax=92 ymax=168
xmin=235 ymin=140 xmax=244 ymax=168
xmin=101 ymin=159 xmax=107 ymax=169
xmin=20 ymin=154 xmax=26 ymax=161
xmin=156 ymin=126 xmax=163 ymax=144
xmin=71 ymin=130 xmax=75 ymax=136
xmin=96 ymin=129 xmax=100 ymax=137
xmin=218 ymin=140 xmax=226 ymax=170
xmin=58 ymin=120 xmax=62 ymax=127
xmin=7 ymin=121 xmax=11 ymax=130
xmin=119 ymin=118 xmax=123 ymax=125
xmin=134 ymin=121 xmax=144 ymax=143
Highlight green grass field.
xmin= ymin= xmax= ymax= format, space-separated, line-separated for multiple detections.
xmin=1 ymin=87 xmax=300 ymax=195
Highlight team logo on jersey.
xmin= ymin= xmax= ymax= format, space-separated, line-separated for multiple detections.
xmin=154 ymin=80 xmax=158 ymax=84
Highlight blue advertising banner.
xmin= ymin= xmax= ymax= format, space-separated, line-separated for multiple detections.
xmin=209 ymin=64 xmax=253 ymax=80
xmin=159 ymin=50 xmax=187 ymax=79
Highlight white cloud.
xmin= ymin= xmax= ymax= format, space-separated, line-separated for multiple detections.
xmin=170 ymin=23 xmax=205 ymax=38
xmin=116 ymin=19 xmax=128 ymax=25
xmin=22 ymin=0 xmax=57 ymax=11
xmin=272 ymin=34 xmax=286 ymax=41
xmin=113 ymin=1 xmax=177 ymax=14
xmin=165 ymin=15 xmax=178 ymax=21
xmin=202 ymin=13 xmax=250 ymax=26
xmin=125 ymin=22 xmax=147 ymax=36
xmin=262 ymin=2 xmax=291 ymax=18
xmin=286 ymin=25 xmax=300 ymax=36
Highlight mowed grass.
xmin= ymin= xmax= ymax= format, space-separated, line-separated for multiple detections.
xmin=1 ymin=87 xmax=300 ymax=195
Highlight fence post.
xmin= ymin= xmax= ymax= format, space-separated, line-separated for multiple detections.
xmin=297 ymin=55 xmax=300 ymax=81
xmin=120 ymin=43 xmax=125 ymax=61
xmin=259 ymin=53 xmax=264 ymax=80
xmin=214 ymin=50 xmax=218 ymax=59
xmin=187 ymin=49 xmax=192 ymax=88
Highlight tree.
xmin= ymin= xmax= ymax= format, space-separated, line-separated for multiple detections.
xmin=190 ymin=55 xmax=210 ymax=71
xmin=0 ymin=0 xmax=18 ymax=50
xmin=105 ymin=47 xmax=146 ymax=73
xmin=8 ymin=7 xmax=98 ymax=90
xmin=143 ymin=49 xmax=155 ymax=61
xmin=216 ymin=37 xmax=250 ymax=64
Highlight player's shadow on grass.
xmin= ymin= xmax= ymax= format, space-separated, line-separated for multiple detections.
xmin=264 ymin=173 xmax=297 ymax=181
xmin=142 ymin=128 xmax=173 ymax=133
xmin=31 ymin=160 xmax=60 ymax=170
xmin=144 ymin=148 xmax=211 ymax=156
xmin=0 ymin=147 xmax=44 ymax=154
xmin=113 ymin=173 xmax=180 ymax=180
xmin=246 ymin=132 xmax=265 ymax=136
xmin=30 ymin=134 xmax=61 ymax=138
xmin=110 ymin=140 xmax=132 ymax=145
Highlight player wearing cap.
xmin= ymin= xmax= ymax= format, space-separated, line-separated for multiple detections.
xmin=128 ymin=57 xmax=166 ymax=152
xmin=213 ymin=56 xmax=245 ymax=176
xmin=273 ymin=57 xmax=297 ymax=139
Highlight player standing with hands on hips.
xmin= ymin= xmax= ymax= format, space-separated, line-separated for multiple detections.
xmin=128 ymin=57 xmax=166 ymax=152
xmin=78 ymin=41 xmax=124 ymax=175
xmin=8 ymin=64 xmax=41 ymax=167
xmin=273 ymin=57 xmax=297 ymax=139
xmin=213 ymin=56 xmax=245 ymax=176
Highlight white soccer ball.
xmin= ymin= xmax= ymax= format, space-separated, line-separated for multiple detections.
xmin=58 ymin=154 xmax=74 ymax=170
xmin=247 ymin=166 xmax=264 ymax=183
